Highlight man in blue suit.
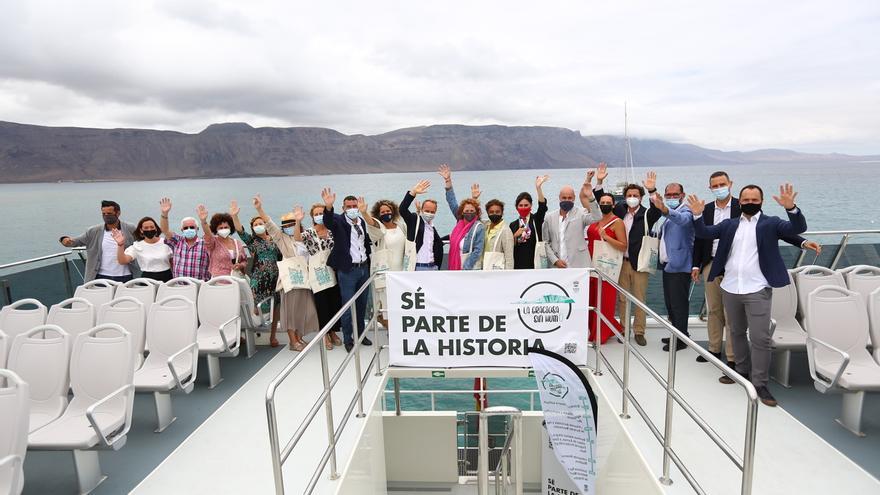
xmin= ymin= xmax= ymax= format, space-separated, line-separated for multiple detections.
xmin=649 ymin=182 xmax=695 ymax=352
xmin=688 ymin=184 xmax=806 ymax=407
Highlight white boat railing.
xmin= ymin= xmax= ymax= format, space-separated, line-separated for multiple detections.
xmin=792 ymin=229 xmax=880 ymax=269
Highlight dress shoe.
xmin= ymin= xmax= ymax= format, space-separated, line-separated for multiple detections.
xmin=719 ymin=372 xmax=749 ymax=384
xmin=361 ymin=337 xmax=373 ymax=346
xmin=661 ymin=337 xmax=670 ymax=344
xmin=662 ymin=340 xmax=688 ymax=352
xmin=756 ymin=386 xmax=778 ymax=407
xmin=344 ymin=343 xmax=354 ymax=353
xmin=727 ymin=361 xmax=736 ymax=369
xmin=634 ymin=334 xmax=647 ymax=346
xmin=696 ymin=351 xmax=722 ymax=363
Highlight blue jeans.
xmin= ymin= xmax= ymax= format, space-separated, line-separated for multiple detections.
xmin=338 ymin=264 xmax=370 ymax=345
xmin=415 ymin=264 xmax=438 ymax=271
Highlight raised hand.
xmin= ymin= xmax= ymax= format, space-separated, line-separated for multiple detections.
xmin=686 ymin=194 xmax=705 ymax=216
xmin=643 ymin=171 xmax=657 ymax=191
xmin=196 ymin=204 xmax=208 ymax=222
xmin=650 ymin=192 xmax=666 ymax=213
xmin=252 ymin=195 xmax=263 ymax=210
xmin=772 ymin=183 xmax=798 ymax=210
xmin=321 ymin=187 xmax=336 ymax=208
xmin=471 ymin=183 xmax=482 ymax=201
xmin=411 ymin=179 xmax=431 ymax=195
xmin=111 ymin=228 xmax=125 ymax=246
xmin=596 ymin=162 xmax=608 ymax=183
xmin=160 ymin=197 xmax=173 ymax=215
xmin=438 ymin=164 xmax=451 ymax=182
xmin=535 ymin=175 xmax=550 ymax=189
xmin=229 ymin=200 xmax=240 ymax=217
xmin=357 ymin=196 xmax=368 ymax=213
xmin=584 ymin=169 xmax=595 ymax=185
xmin=292 ymin=205 xmax=304 ymax=222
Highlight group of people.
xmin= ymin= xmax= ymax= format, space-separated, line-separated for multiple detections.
xmin=59 ymin=164 xmax=816 ymax=406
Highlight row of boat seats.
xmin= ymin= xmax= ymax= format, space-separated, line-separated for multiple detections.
xmin=790 ymin=265 xmax=880 ymax=330
xmin=0 ymin=369 xmax=28 ymax=495
xmin=805 ymin=284 xmax=880 ymax=437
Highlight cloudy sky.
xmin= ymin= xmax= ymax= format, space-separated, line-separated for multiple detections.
xmin=1 ymin=0 xmax=878 ymax=154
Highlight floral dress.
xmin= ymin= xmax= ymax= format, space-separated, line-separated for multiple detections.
xmin=238 ymin=230 xmax=282 ymax=309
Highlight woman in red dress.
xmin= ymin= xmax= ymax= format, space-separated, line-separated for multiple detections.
xmin=586 ymin=193 xmax=628 ymax=344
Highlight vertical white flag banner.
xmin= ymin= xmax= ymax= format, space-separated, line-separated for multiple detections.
xmin=530 ymin=348 xmax=598 ymax=495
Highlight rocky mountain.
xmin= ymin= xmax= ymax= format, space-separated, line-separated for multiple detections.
xmin=0 ymin=121 xmax=873 ymax=183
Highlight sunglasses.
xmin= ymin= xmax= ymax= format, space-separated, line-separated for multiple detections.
xmin=182 ymin=226 xmax=198 ymax=231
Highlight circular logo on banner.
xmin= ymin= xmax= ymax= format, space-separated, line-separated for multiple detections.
xmin=515 ymin=281 xmax=574 ymax=333
xmin=540 ymin=371 xmax=570 ymax=399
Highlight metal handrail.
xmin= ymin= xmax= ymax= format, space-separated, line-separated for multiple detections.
xmin=385 ymin=388 xmax=540 ymax=412
xmin=265 ymin=273 xmax=382 ymax=495
xmin=588 ymin=266 xmax=758 ymax=495
xmin=478 ymin=406 xmax=522 ymax=495
xmin=791 ymin=229 xmax=880 ymax=269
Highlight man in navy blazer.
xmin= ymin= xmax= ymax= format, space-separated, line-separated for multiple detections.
xmin=688 ymin=183 xmax=806 ymax=407
xmin=322 ymin=187 xmax=373 ymax=352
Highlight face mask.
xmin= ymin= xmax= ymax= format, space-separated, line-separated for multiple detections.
xmin=142 ymin=230 xmax=158 ymax=239
xmin=313 ymin=215 xmax=324 ymax=225
xmin=516 ymin=206 xmax=531 ymax=218
xmin=282 ymin=226 xmax=295 ymax=236
xmin=488 ymin=214 xmax=503 ymax=224
xmin=711 ymin=186 xmax=730 ymax=200
xmin=217 ymin=228 xmax=231 ymax=238
xmin=559 ymin=200 xmax=575 ymax=212
xmin=183 ymin=229 xmax=198 ymax=240
xmin=379 ymin=213 xmax=393 ymax=224
xmin=462 ymin=212 xmax=477 ymax=222
xmin=599 ymin=204 xmax=614 ymax=215
xmin=625 ymin=197 xmax=641 ymax=208
xmin=740 ymin=202 xmax=762 ymax=216
xmin=103 ymin=214 xmax=118 ymax=225
xmin=421 ymin=212 xmax=435 ymax=223
xmin=665 ymin=198 xmax=680 ymax=209
xmin=253 ymin=225 xmax=266 ymax=235
xmin=345 ymin=208 xmax=360 ymax=220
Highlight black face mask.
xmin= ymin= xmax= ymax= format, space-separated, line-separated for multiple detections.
xmin=379 ymin=213 xmax=393 ymax=224
xmin=103 ymin=214 xmax=118 ymax=225
xmin=488 ymin=214 xmax=503 ymax=224
xmin=741 ymin=202 xmax=762 ymax=216
xmin=599 ymin=204 xmax=614 ymax=215
xmin=142 ymin=230 xmax=158 ymax=239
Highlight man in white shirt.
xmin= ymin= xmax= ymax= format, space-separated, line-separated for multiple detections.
xmin=689 ymin=184 xmax=807 ymax=407
xmin=542 ymin=169 xmax=602 ymax=269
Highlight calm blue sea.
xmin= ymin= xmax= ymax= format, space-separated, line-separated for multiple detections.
xmin=1 ymin=162 xmax=878 ymax=265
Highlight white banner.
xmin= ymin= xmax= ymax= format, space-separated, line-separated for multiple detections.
xmin=386 ymin=269 xmax=589 ymax=367
xmin=531 ymin=349 xmax=598 ymax=495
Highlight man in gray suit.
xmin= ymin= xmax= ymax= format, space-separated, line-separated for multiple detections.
xmin=542 ymin=168 xmax=602 ymax=268
xmin=60 ymin=200 xmax=137 ymax=282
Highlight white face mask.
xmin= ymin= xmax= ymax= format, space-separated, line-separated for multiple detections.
xmin=625 ymin=197 xmax=641 ymax=208
xmin=253 ymin=225 xmax=266 ymax=235
xmin=345 ymin=208 xmax=360 ymax=220
xmin=421 ymin=212 xmax=435 ymax=223
xmin=217 ymin=228 xmax=231 ymax=238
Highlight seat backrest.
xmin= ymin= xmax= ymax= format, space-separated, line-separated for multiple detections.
xmin=6 ymin=325 xmax=70 ymax=430
xmin=794 ymin=267 xmax=846 ymax=327
xmin=771 ymin=272 xmax=799 ymax=324
xmin=198 ymin=277 xmax=241 ymax=330
xmin=157 ymin=277 xmax=200 ymax=308
xmin=806 ymin=285 xmax=871 ymax=363
xmin=0 ymin=299 xmax=48 ymax=355
xmin=144 ymin=296 xmax=197 ymax=363
xmin=235 ymin=278 xmax=262 ymax=328
xmin=868 ymin=287 xmax=880 ymax=362
xmin=0 ymin=369 xmax=29 ymax=490
xmin=97 ymin=297 xmax=146 ymax=368
xmin=73 ymin=279 xmax=118 ymax=309
xmin=842 ymin=265 xmax=880 ymax=307
xmin=115 ymin=278 xmax=157 ymax=317
xmin=47 ymin=298 xmax=95 ymax=344
xmin=68 ymin=324 xmax=134 ymax=415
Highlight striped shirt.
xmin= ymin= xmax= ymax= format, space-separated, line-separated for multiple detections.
xmin=165 ymin=234 xmax=211 ymax=281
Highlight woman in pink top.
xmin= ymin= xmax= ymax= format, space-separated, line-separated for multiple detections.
xmin=197 ymin=204 xmax=248 ymax=278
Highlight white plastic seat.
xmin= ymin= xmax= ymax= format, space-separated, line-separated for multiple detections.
xmin=7 ymin=325 xmax=70 ymax=433
xmin=868 ymin=287 xmax=880 ymax=363
xmin=770 ymin=272 xmax=807 ymax=387
xmin=236 ymin=278 xmax=274 ymax=359
xmin=0 ymin=369 xmax=29 ymax=495
xmin=134 ymin=296 xmax=198 ymax=433
xmin=28 ymin=324 xmax=135 ymax=494
xmin=805 ymin=285 xmax=880 ymax=437
xmin=47 ymin=298 xmax=96 ymax=349
xmin=157 ymin=277 xmax=200 ymax=309
xmin=73 ymin=279 xmax=118 ymax=309
xmin=115 ymin=278 xmax=157 ymax=320
xmin=197 ymin=276 xmax=241 ymax=388
xmin=794 ymin=266 xmax=845 ymax=330
xmin=0 ymin=299 xmax=47 ymax=355
xmin=840 ymin=265 xmax=880 ymax=307
xmin=98 ymin=297 xmax=146 ymax=369
xmin=0 ymin=331 xmax=6 ymax=370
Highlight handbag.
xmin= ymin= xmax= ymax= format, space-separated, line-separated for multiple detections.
xmin=370 ymin=229 xmax=392 ymax=289
xmin=482 ymin=225 xmax=507 ymax=271
xmin=309 ymin=247 xmax=338 ymax=293
xmin=277 ymin=256 xmax=310 ymax=292
xmin=402 ymin=215 xmax=420 ymax=271
xmin=532 ymin=218 xmax=550 ymax=269
xmin=592 ymin=218 xmax=624 ymax=282
xmin=636 ymin=211 xmax=660 ymax=274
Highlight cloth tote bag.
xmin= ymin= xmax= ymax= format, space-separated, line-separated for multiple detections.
xmin=309 ymin=248 xmax=338 ymax=293
xmin=462 ymin=223 xmax=482 ymax=270
xmin=277 ymin=256 xmax=310 ymax=292
xmin=636 ymin=214 xmax=660 ymax=274
xmin=482 ymin=227 xmax=506 ymax=271
xmin=532 ymin=218 xmax=550 ymax=269
xmin=592 ymin=218 xmax=624 ymax=282
xmin=401 ymin=215 xmax=420 ymax=271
